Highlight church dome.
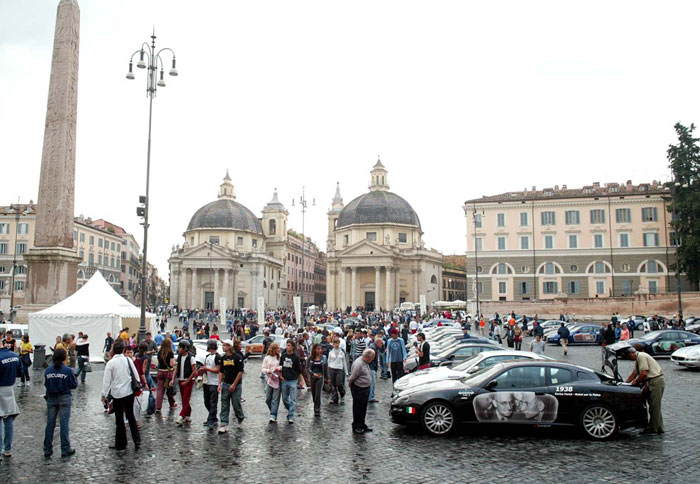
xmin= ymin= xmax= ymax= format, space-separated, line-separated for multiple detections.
xmin=336 ymin=190 xmax=421 ymax=229
xmin=187 ymin=199 xmax=263 ymax=234
xmin=186 ymin=172 xmax=263 ymax=234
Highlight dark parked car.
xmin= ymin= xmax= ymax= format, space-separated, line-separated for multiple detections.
xmin=607 ymin=330 xmax=700 ymax=357
xmin=390 ymin=361 xmax=647 ymax=439
xmin=547 ymin=324 xmax=602 ymax=345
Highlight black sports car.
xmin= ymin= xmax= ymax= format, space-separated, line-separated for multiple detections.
xmin=390 ymin=360 xmax=647 ymax=439
xmin=607 ymin=330 xmax=700 ymax=357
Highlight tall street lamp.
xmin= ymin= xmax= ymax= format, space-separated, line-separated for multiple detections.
xmin=472 ymin=206 xmax=484 ymax=320
xmin=671 ymin=180 xmax=688 ymax=321
xmin=292 ymin=188 xmax=315 ymax=311
xmin=8 ymin=204 xmax=22 ymax=323
xmin=125 ymin=31 xmax=178 ymax=342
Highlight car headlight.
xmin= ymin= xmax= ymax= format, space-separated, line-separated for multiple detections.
xmin=393 ymin=394 xmax=410 ymax=405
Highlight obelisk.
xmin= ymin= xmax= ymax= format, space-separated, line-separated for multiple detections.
xmin=23 ymin=0 xmax=82 ymax=313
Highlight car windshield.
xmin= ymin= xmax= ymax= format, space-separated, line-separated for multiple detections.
xmin=437 ymin=344 xmax=465 ymax=358
xmin=460 ymin=364 xmax=503 ymax=385
xmin=639 ymin=332 xmax=660 ymax=340
xmin=452 ymin=354 xmax=481 ymax=371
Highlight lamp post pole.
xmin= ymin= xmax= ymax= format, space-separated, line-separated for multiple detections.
xmin=9 ymin=204 xmax=21 ymax=323
xmin=292 ymin=188 xmax=315 ymax=312
xmin=472 ymin=206 xmax=482 ymax=320
xmin=126 ymin=31 xmax=178 ymax=342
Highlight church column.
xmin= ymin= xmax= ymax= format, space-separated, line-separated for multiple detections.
xmin=231 ymin=270 xmax=238 ymax=308
xmin=395 ymin=268 xmax=400 ymax=304
xmin=341 ymin=268 xmax=347 ymax=310
xmin=180 ymin=268 xmax=188 ymax=309
xmin=412 ymin=268 xmax=420 ymax=303
xmin=385 ymin=267 xmax=393 ymax=310
xmin=351 ymin=267 xmax=357 ymax=310
xmin=170 ymin=267 xmax=179 ymax=307
xmin=327 ymin=269 xmax=336 ymax=310
xmin=213 ymin=268 xmax=220 ymax=311
xmin=223 ymin=269 xmax=230 ymax=311
xmin=191 ymin=268 xmax=198 ymax=309
xmin=250 ymin=266 xmax=258 ymax=306
xmin=375 ymin=266 xmax=382 ymax=310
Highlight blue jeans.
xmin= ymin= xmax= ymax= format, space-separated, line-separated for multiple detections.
xmin=265 ymin=384 xmax=281 ymax=418
xmin=74 ymin=356 xmax=88 ymax=383
xmin=44 ymin=394 xmax=71 ymax=455
xmin=368 ymin=368 xmax=376 ymax=401
xmin=280 ymin=380 xmax=297 ymax=419
xmin=220 ymin=382 xmax=244 ymax=424
xmin=0 ymin=415 xmax=14 ymax=453
xmin=379 ymin=355 xmax=388 ymax=377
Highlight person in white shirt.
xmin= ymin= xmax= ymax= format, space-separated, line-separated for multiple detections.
xmin=200 ymin=340 xmax=220 ymax=430
xmin=100 ymin=339 xmax=140 ymax=450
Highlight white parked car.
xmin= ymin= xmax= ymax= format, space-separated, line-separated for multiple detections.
xmin=393 ymin=350 xmax=551 ymax=393
xmin=671 ymin=345 xmax=700 ymax=368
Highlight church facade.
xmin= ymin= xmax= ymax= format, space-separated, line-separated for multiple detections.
xmin=325 ymin=160 xmax=443 ymax=311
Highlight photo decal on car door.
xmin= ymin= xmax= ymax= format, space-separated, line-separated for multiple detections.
xmin=473 ymin=392 xmax=558 ymax=423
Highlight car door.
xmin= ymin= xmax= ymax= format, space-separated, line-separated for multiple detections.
xmin=473 ymin=365 xmax=552 ymax=425
xmin=547 ymin=366 xmax=580 ymax=424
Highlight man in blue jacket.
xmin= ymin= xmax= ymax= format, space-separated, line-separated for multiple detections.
xmin=44 ymin=348 xmax=78 ymax=457
xmin=385 ymin=329 xmax=407 ymax=383
xmin=0 ymin=343 xmax=20 ymax=460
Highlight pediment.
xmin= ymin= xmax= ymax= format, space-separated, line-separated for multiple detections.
xmin=181 ymin=243 xmax=231 ymax=259
xmin=339 ymin=239 xmax=393 ymax=257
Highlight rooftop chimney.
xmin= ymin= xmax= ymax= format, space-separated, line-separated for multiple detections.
xmin=561 ymin=184 xmax=567 ymax=190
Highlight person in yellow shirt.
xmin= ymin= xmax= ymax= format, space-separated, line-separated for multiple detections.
xmin=19 ymin=334 xmax=33 ymax=386
xmin=119 ymin=329 xmax=129 ymax=342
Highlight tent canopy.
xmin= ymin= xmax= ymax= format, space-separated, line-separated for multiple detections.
xmin=29 ymin=271 xmax=156 ymax=362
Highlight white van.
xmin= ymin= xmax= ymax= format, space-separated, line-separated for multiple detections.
xmin=0 ymin=323 xmax=29 ymax=340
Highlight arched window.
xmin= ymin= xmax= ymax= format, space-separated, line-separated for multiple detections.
xmin=490 ymin=263 xmax=514 ymax=275
xmin=430 ymin=275 xmax=437 ymax=284
xmin=77 ymin=270 xmax=84 ymax=279
xmin=269 ymin=219 xmax=276 ymax=235
xmin=263 ymin=281 xmax=267 ymax=288
xmin=639 ymin=260 xmax=665 ymax=273
xmin=537 ymin=262 xmax=562 ymax=274
xmin=271 ymin=283 xmax=275 ymax=290
xmin=586 ymin=261 xmax=611 ymax=274
xmin=109 ymin=274 xmax=115 ymax=283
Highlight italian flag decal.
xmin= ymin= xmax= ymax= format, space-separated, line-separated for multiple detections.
xmin=406 ymin=407 xmax=416 ymax=414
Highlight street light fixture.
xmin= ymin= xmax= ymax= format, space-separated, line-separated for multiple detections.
xmin=472 ymin=206 xmax=484 ymax=320
xmin=8 ymin=203 xmax=22 ymax=323
xmin=126 ymin=30 xmax=178 ymax=343
xmin=671 ymin=180 xmax=689 ymax=321
xmin=291 ymin=188 xmax=315 ymax=311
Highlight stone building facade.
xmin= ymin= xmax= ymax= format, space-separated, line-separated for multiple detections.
xmin=168 ymin=173 xmax=325 ymax=311
xmin=325 ymin=160 xmax=443 ymax=311
xmin=464 ymin=181 xmax=689 ymax=303
xmin=442 ymin=255 xmax=467 ymax=302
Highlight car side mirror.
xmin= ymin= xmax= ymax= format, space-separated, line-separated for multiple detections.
xmin=467 ymin=367 xmax=480 ymax=374
xmin=485 ymin=380 xmax=498 ymax=390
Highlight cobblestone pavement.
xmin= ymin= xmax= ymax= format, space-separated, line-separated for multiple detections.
xmin=3 ymin=338 xmax=699 ymax=484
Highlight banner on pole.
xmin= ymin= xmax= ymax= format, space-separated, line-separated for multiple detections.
xmin=293 ymin=296 xmax=302 ymax=326
xmin=419 ymin=294 xmax=427 ymax=316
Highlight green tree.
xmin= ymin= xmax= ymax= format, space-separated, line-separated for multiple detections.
xmin=667 ymin=122 xmax=700 ymax=289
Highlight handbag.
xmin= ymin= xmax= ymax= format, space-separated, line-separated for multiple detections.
xmin=84 ymin=362 xmax=93 ymax=373
xmin=127 ymin=359 xmax=142 ymax=393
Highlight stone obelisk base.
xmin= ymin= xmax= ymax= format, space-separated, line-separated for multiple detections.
xmin=17 ymin=247 xmax=82 ymax=323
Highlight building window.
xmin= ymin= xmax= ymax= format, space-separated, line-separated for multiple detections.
xmin=14 ymin=281 xmax=25 ymax=292
xmin=619 ymin=233 xmax=630 ymax=248
xmin=565 ymin=210 xmax=580 ymax=225
xmin=398 ymin=233 xmax=407 ymax=243
xmin=544 ymin=235 xmax=554 ymax=249
xmin=520 ymin=236 xmax=529 ymax=250
xmin=545 ymin=262 xmax=555 ymax=274
xmin=16 ymin=242 xmax=27 ymax=254
xmin=594 ymin=234 xmax=604 ymax=248
xmin=498 ymin=281 xmax=507 ymax=294
xmin=236 ymin=237 xmax=244 ymax=246
xmin=15 ymin=265 xmax=27 ymax=275
xmin=88 ymin=235 xmax=94 ymax=246
xmin=621 ymin=263 xmax=630 ymax=272
xmin=592 ymin=261 xmax=609 ymax=274
xmin=117 ymin=244 xmax=121 ymax=253
xmin=476 ymin=266 xmax=483 ymax=273
xmin=497 ymin=213 xmax=505 ymax=227
xmin=98 ymin=238 xmax=103 ymax=248
xmin=541 ymin=211 xmax=556 ymax=226
xmin=497 ymin=263 xmax=508 ymax=274
xmin=209 ymin=236 xmax=220 ymax=245
xmin=616 ymin=208 xmax=631 ymax=223
xmin=519 ymin=281 xmax=529 ymax=295
xmin=366 ymin=232 xmax=377 ymax=242
xmin=643 ymin=232 xmax=659 ymax=247
xmin=89 ymin=253 xmax=94 ymax=264
xmin=590 ymin=209 xmax=606 ymax=224
xmin=568 ymin=281 xmax=580 ymax=294
xmin=595 ymin=281 xmax=606 ymax=295
xmin=252 ymin=239 xmax=258 ymax=248
xmin=648 ymin=280 xmax=658 ymax=294
xmin=497 ymin=237 xmax=506 ymax=250
xmin=0 ymin=223 xmax=8 ymax=234
xmin=111 ymin=256 xmax=115 ymax=267
xmin=80 ymin=249 xmax=84 ymax=258
xmin=670 ymin=232 xmax=680 ymax=247
xmin=343 ymin=234 xmax=349 ymax=245
xmin=80 ymin=233 xmax=85 ymax=243
xmin=570 ymin=264 xmax=578 ymax=272
xmin=0 ymin=243 xmax=7 ymax=255
xmin=474 ymin=213 xmax=482 ymax=228
xmin=269 ymin=219 xmax=277 ymax=235
xmin=568 ymin=234 xmax=578 ymax=249
xmin=475 ymin=237 xmax=483 ymax=251
xmin=18 ymin=223 xmax=28 ymax=235
xmin=622 ymin=280 xmax=633 ymax=295
xmin=98 ymin=255 xmax=102 ymax=265
xmin=520 ymin=212 xmax=529 ymax=227
xmin=641 ymin=207 xmax=658 ymax=222
xmin=543 ymin=282 xmax=558 ymax=294
xmin=476 ymin=282 xmax=483 ymax=294
xmin=521 ymin=265 xmax=531 ymax=273
xmin=647 ymin=261 xmax=659 ymax=273
xmin=111 ymin=241 xmax=115 ymax=251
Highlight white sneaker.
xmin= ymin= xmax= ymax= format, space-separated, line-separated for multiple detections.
xmin=174 ymin=416 xmax=184 ymax=426
xmin=217 ymin=425 xmax=229 ymax=434
xmin=269 ymin=416 xmax=277 ymax=423
xmin=16 ymin=382 xmax=23 ymax=387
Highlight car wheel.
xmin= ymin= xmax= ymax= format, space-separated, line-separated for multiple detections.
xmin=421 ymin=401 xmax=455 ymax=436
xmin=580 ymin=404 xmax=617 ymax=440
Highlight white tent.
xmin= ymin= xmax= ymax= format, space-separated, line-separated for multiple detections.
xmin=29 ymin=272 xmax=157 ymax=362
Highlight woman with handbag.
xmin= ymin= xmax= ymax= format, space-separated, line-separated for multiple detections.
xmin=306 ymin=344 xmax=328 ymax=417
xmin=261 ymin=343 xmax=282 ymax=422
xmin=19 ymin=335 xmax=33 ymax=386
xmin=155 ymin=338 xmax=177 ymax=412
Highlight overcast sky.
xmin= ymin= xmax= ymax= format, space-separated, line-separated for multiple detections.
xmin=2 ymin=0 xmax=698 ymax=276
